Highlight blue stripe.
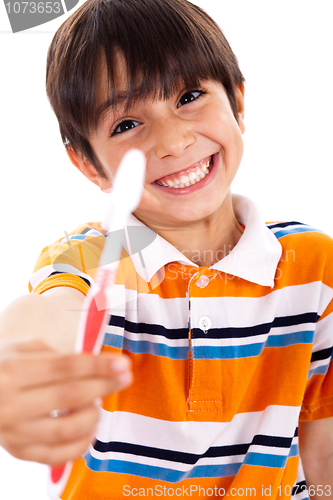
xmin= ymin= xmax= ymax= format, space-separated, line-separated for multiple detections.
xmin=273 ymin=226 xmax=321 ymax=240
xmin=288 ymin=444 xmax=299 ymax=458
xmin=193 ymin=342 xmax=263 ymax=360
xmin=265 ymin=330 xmax=314 ymax=348
xmin=308 ymin=363 xmax=330 ymax=379
xmin=243 ymin=452 xmax=287 ymax=468
xmin=103 ymin=330 xmax=314 ymax=360
xmin=68 ymin=234 xmax=87 ymax=241
xmin=193 ymin=331 xmax=313 ymax=359
xmin=103 ymin=332 xmax=190 ymax=359
xmin=103 ymin=333 xmax=123 ymax=349
xmin=83 ymin=454 xmax=241 ymax=481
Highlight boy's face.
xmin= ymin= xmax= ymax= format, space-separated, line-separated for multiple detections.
xmin=70 ymin=65 xmax=245 ymax=232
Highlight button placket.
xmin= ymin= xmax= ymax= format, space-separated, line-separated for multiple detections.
xmin=187 ymin=271 xmax=224 ymax=413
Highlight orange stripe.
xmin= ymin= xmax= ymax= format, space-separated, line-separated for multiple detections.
xmin=33 ymin=274 xmax=90 ymax=296
xmin=100 ymin=344 xmax=313 ymax=422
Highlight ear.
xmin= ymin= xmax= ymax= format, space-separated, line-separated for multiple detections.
xmin=235 ymin=84 xmax=245 ymax=134
xmin=66 ymin=147 xmax=112 ymax=192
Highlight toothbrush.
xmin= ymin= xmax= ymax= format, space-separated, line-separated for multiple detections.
xmin=48 ymin=149 xmax=146 ymax=499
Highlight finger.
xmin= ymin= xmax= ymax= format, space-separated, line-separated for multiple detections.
xmin=0 ymin=351 xmax=132 ymax=391
xmin=2 ymin=403 xmax=100 ymax=449
xmin=0 ymin=339 xmax=54 ymax=358
xmin=0 ymin=363 xmax=132 ymax=424
xmin=16 ymin=434 xmax=96 ymax=466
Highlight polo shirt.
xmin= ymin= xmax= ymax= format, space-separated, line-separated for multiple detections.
xmin=29 ymin=195 xmax=333 ymax=500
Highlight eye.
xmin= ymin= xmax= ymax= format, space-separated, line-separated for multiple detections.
xmin=112 ymin=119 xmax=141 ymax=136
xmin=177 ymin=90 xmax=205 ymax=108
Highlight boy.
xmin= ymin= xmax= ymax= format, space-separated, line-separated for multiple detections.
xmin=0 ymin=0 xmax=332 ymax=499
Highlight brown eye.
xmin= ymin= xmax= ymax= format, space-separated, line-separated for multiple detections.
xmin=177 ymin=90 xmax=203 ymax=108
xmin=112 ymin=119 xmax=141 ymax=136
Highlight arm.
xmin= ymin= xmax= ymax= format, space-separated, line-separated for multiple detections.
xmin=0 ymin=287 xmax=85 ymax=353
xmin=299 ymin=418 xmax=333 ymax=499
xmin=0 ymin=287 xmax=132 ymax=465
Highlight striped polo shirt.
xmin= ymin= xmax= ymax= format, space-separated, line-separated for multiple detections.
xmin=29 ymin=195 xmax=333 ymax=499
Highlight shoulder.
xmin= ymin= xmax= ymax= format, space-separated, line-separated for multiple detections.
xmin=32 ymin=222 xmax=106 ymax=276
xmin=267 ymin=221 xmax=333 ymax=288
xmin=267 ymin=221 xmax=333 ymax=254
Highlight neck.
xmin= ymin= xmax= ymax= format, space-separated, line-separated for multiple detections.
xmin=136 ymin=193 xmax=244 ymax=267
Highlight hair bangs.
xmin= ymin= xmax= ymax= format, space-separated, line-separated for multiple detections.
xmin=91 ymin=0 xmax=230 ymax=129
xmin=46 ymin=0 xmax=244 ymax=177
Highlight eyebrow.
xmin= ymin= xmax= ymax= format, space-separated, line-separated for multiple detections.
xmin=96 ymin=91 xmax=132 ymax=128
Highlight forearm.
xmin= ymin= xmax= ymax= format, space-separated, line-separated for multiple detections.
xmin=0 ymin=287 xmax=85 ymax=353
xmin=302 ymin=455 xmax=333 ymax=499
xmin=299 ymin=418 xmax=333 ymax=500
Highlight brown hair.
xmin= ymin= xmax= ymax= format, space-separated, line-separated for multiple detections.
xmin=46 ymin=0 xmax=245 ymax=177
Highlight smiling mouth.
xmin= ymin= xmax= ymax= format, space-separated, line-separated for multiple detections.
xmin=155 ymin=156 xmax=214 ymax=189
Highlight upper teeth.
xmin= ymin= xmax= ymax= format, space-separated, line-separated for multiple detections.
xmin=157 ymin=158 xmax=211 ymax=188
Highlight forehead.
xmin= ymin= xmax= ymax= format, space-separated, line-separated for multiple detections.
xmin=95 ymin=50 xmax=193 ymax=130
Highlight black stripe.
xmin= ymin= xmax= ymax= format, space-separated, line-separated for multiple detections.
xmin=190 ymin=313 xmax=318 ymax=340
xmin=109 ymin=315 xmax=189 ymax=340
xmin=267 ymin=221 xmax=306 ymax=229
xmin=93 ymin=440 xmax=250 ymax=464
xmin=94 ymin=433 xmax=293 ymax=465
xmin=109 ymin=312 xmax=319 ymax=341
xmin=80 ymin=227 xmax=92 ymax=235
xmin=252 ymin=435 xmax=292 ymax=448
xmin=272 ymin=312 xmax=319 ymax=328
xmin=311 ymin=346 xmax=333 ymax=362
xmin=292 ymin=481 xmax=307 ymax=496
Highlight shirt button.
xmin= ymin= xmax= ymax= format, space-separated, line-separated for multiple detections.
xmin=198 ymin=316 xmax=212 ymax=333
xmin=196 ymin=275 xmax=210 ymax=288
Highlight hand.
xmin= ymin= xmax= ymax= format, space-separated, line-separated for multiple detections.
xmin=0 ymin=340 xmax=132 ymax=466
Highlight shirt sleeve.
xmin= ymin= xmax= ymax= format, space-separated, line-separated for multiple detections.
xmin=28 ymin=222 xmax=106 ymax=296
xmin=299 ymin=236 xmax=333 ymax=421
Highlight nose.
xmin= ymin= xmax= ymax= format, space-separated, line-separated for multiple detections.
xmin=153 ymin=113 xmax=195 ymax=159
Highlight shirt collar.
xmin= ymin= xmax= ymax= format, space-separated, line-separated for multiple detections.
xmin=125 ymin=194 xmax=282 ymax=288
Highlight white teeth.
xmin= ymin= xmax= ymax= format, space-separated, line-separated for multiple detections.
xmin=200 ymin=160 xmax=210 ymax=171
xmin=188 ymin=172 xmax=197 ymax=182
xmin=157 ymin=157 xmax=212 ymax=188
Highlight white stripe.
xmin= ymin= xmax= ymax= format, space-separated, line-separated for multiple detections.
xmin=122 ymin=283 xmax=331 ymax=334
xmin=190 ymin=282 xmax=331 ymax=329
xmin=248 ymin=445 xmax=288 ymax=456
xmin=107 ymin=329 xmax=190 ymax=347
xmin=314 ymin=311 xmax=333 ymax=350
xmin=192 ymin=334 xmax=268 ymax=348
xmin=96 ymin=406 xmax=301 ymax=454
xmin=88 ymin=447 xmax=246 ymax=470
xmin=134 ymin=295 xmax=189 ymax=329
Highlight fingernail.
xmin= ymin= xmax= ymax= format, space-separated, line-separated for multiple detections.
xmin=111 ymin=356 xmax=130 ymax=373
xmin=94 ymin=397 xmax=102 ymax=407
xmin=118 ymin=371 xmax=132 ymax=389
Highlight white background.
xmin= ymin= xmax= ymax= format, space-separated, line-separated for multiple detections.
xmin=0 ymin=1 xmax=332 ymax=498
